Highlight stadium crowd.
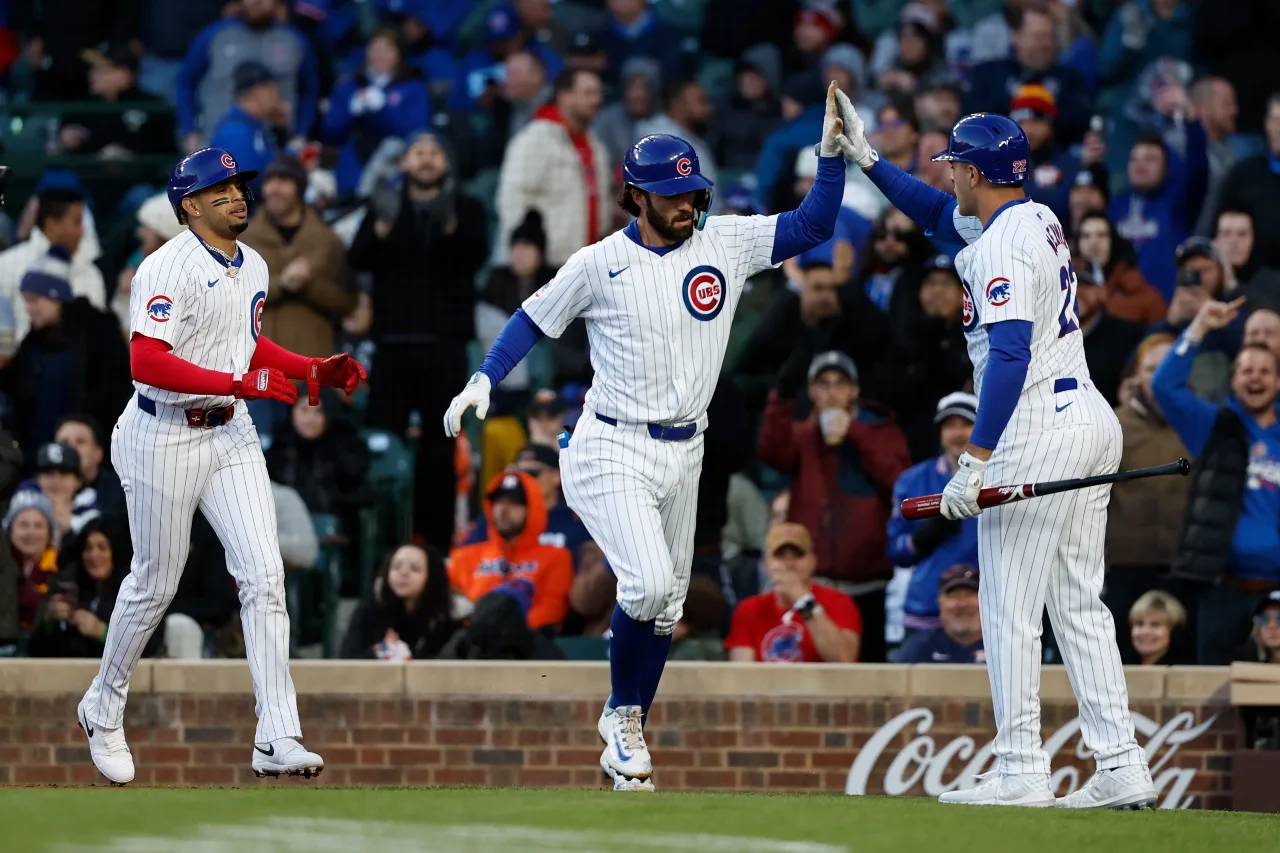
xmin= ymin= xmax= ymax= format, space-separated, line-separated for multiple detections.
xmin=0 ymin=0 xmax=1279 ymax=676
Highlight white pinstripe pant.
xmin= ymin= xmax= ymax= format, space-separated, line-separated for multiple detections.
xmin=81 ymin=395 xmax=301 ymax=744
xmin=979 ymin=378 xmax=1146 ymax=776
xmin=560 ymin=410 xmax=704 ymax=634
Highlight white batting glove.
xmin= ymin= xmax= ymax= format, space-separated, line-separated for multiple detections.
xmin=443 ymin=372 xmax=492 ymax=438
xmin=940 ymin=452 xmax=985 ymax=520
xmin=819 ymin=80 xmax=845 ymax=158
xmin=834 ymin=88 xmax=878 ymax=170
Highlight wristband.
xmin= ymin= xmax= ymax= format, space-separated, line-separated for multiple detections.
xmin=231 ymin=372 xmax=244 ymax=399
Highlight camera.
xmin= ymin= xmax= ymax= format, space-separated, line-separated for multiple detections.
xmin=1178 ymin=267 xmax=1202 ymax=288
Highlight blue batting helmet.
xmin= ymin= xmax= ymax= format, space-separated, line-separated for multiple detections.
xmin=623 ymin=134 xmax=714 ymax=227
xmin=167 ymin=148 xmax=259 ymax=222
xmin=930 ymin=114 xmax=1030 ymax=186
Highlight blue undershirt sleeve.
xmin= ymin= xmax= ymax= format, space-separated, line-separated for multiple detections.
xmin=771 ymin=154 xmax=846 ymax=263
xmin=970 ymin=320 xmax=1033 ymax=451
xmin=863 ymin=159 xmax=968 ymax=249
xmin=476 ymin=308 xmax=546 ymax=385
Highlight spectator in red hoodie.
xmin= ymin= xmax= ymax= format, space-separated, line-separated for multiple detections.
xmin=758 ymin=350 xmax=911 ymax=662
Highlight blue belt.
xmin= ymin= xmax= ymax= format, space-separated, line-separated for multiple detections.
xmin=139 ymin=393 xmax=236 ymax=429
xmin=596 ymin=413 xmax=697 ymax=441
xmin=1053 ymin=378 xmax=1077 ymax=393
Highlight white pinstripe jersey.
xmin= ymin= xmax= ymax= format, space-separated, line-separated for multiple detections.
xmin=522 ymin=215 xmax=779 ymax=424
xmin=129 ymin=230 xmax=269 ymax=410
xmin=949 ymin=200 xmax=1090 ymax=396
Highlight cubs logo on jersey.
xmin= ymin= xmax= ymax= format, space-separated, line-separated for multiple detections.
xmin=147 ymin=295 xmax=173 ymax=322
xmin=986 ymin=277 xmax=1012 ymax=307
xmin=682 ymin=265 xmax=725 ymax=321
xmin=961 ymin=280 xmax=977 ymax=331
xmin=250 ymin=291 xmax=266 ymax=341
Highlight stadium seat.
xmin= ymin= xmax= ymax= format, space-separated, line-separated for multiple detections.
xmin=653 ymin=0 xmax=711 ymax=35
xmin=359 ymin=429 xmax=415 ymax=595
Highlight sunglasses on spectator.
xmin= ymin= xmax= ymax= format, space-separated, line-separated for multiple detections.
xmin=875 ymin=227 xmax=911 ymax=241
xmin=1257 ymin=611 xmax=1280 ymax=627
xmin=876 ymin=118 xmax=908 ymax=131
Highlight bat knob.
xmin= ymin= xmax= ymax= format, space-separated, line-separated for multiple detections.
xmin=1176 ymin=457 xmax=1191 ymax=475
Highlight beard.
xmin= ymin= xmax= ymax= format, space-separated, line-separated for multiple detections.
xmin=409 ymin=172 xmax=445 ymax=191
xmin=229 ymin=219 xmax=249 ymax=235
xmin=644 ymin=205 xmax=694 ymax=242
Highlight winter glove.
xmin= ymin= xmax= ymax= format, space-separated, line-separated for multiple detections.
xmin=940 ymin=452 xmax=985 ymax=520
xmin=233 ymin=368 xmax=298 ymax=404
xmin=911 ymin=515 xmax=963 ymax=559
xmin=444 ymin=372 xmax=493 ymax=437
xmin=308 ymin=353 xmax=367 ymax=405
xmin=834 ymin=88 xmax=878 ymax=169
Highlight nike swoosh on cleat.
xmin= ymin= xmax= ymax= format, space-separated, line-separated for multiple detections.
xmin=82 ymin=716 xmax=94 ymax=738
xmin=207 ymin=280 xmax=218 ymax=288
xmin=255 ymin=744 xmax=275 ymax=757
xmin=615 ymin=738 xmax=632 ymax=762
xmin=608 ymin=267 xmax=629 ymax=278
xmin=1055 ymin=402 xmax=1072 ymax=413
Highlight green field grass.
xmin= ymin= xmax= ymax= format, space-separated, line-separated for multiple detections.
xmin=3 ymin=787 xmax=1279 ymax=853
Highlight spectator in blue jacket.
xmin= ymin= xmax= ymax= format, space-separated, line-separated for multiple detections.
xmin=887 ymin=392 xmax=981 ymax=639
xmin=208 ymin=62 xmax=281 ymax=199
xmin=895 ymin=564 xmax=985 ymax=664
xmin=1098 ymin=1 xmax=1194 ymax=99
xmin=1110 ymin=132 xmax=1205 ymax=298
xmin=595 ymin=0 xmax=685 ymax=90
xmin=177 ymin=0 xmax=319 ymax=149
xmin=451 ymin=3 xmax=563 ymax=112
xmin=754 ymin=75 xmax=828 ymax=205
xmin=1153 ymin=297 xmax=1280 ymax=664
xmin=321 ymin=30 xmax=431 ymax=200
xmin=964 ymin=5 xmax=1091 ymax=143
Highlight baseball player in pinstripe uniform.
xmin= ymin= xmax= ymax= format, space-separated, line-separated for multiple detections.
xmin=446 ymin=84 xmax=849 ymax=792
xmin=76 ymin=148 xmax=365 ymax=785
xmin=834 ymin=104 xmax=1157 ymax=809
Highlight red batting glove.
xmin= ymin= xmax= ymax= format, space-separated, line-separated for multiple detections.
xmin=232 ymin=368 xmax=298 ymax=404
xmin=307 ymin=353 xmax=367 ymax=405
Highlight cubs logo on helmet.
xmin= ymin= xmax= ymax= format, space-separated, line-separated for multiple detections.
xmin=147 ymin=295 xmax=173 ymax=322
xmin=676 ymin=157 xmax=692 ymax=176
xmin=250 ymin=290 xmax=266 ymax=341
xmin=986 ymin=277 xmax=1012 ymax=307
xmin=682 ymin=265 xmax=726 ymax=321
xmin=961 ymin=281 xmax=976 ymax=331
xmin=220 ymin=153 xmax=236 ymax=169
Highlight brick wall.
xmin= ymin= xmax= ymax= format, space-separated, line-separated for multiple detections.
xmin=0 ymin=661 xmax=1238 ymax=808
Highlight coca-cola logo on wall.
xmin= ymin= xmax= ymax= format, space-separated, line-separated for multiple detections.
xmin=845 ymin=708 xmax=1217 ymax=809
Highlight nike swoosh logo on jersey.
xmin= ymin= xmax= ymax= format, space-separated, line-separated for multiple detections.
xmin=255 ymin=744 xmax=275 ymax=757
xmin=1055 ymin=402 xmax=1072 ymax=413
xmin=608 ymin=267 xmax=629 ymax=278
xmin=207 ymin=280 xmax=218 ymax=288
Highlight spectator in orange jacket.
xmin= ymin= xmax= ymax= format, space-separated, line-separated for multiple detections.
xmin=758 ymin=350 xmax=911 ymax=663
xmin=447 ymin=470 xmax=573 ymax=631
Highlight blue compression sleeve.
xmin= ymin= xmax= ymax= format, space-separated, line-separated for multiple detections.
xmin=970 ymin=320 xmax=1032 ymax=451
xmin=477 ymin=308 xmax=546 ymax=385
xmin=771 ymin=154 xmax=846 ymax=263
xmin=864 ymin=159 xmax=966 ymax=249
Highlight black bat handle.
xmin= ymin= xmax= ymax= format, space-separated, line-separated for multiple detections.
xmin=1032 ymin=458 xmax=1190 ymax=498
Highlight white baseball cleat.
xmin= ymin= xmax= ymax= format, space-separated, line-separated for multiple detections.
xmin=77 ymin=700 xmax=134 ymax=786
xmin=597 ymin=704 xmax=652 ymax=782
xmin=1056 ymin=766 xmax=1157 ymax=810
xmin=251 ymin=737 xmax=324 ymax=779
xmin=600 ymin=747 xmax=656 ymax=792
xmin=938 ymin=771 xmax=1055 ymax=807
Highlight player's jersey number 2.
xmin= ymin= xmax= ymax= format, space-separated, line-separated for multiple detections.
xmin=1058 ymin=263 xmax=1080 ymax=338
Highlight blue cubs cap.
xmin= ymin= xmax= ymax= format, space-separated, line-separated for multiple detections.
xmin=931 ymin=113 xmax=1030 ymax=186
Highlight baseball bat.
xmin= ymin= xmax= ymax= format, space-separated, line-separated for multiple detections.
xmin=899 ymin=458 xmax=1191 ymax=521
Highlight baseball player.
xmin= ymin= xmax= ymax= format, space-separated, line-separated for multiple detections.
xmin=445 ymin=84 xmax=849 ymax=791
xmin=834 ymin=104 xmax=1157 ymax=810
xmin=76 ymin=148 xmax=365 ymax=785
